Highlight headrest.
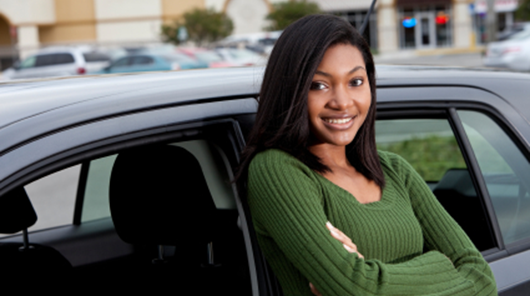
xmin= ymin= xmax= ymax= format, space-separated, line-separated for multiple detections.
xmin=433 ymin=168 xmax=477 ymax=197
xmin=0 ymin=187 xmax=37 ymax=234
xmin=109 ymin=144 xmax=217 ymax=245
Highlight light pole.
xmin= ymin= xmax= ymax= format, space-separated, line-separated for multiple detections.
xmin=486 ymin=0 xmax=497 ymax=43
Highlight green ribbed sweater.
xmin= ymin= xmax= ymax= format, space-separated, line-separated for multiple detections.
xmin=247 ymin=149 xmax=497 ymax=295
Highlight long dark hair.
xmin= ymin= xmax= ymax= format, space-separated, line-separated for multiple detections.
xmin=238 ymin=14 xmax=385 ymax=188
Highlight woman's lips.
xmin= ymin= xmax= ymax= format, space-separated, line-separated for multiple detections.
xmin=321 ymin=116 xmax=355 ymax=130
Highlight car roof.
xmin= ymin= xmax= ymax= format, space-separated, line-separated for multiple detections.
xmin=0 ymin=65 xmax=529 ymax=153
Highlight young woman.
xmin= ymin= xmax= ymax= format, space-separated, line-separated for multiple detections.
xmin=238 ymin=14 xmax=496 ymax=295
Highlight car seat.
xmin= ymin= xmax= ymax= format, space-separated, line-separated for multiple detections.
xmin=0 ymin=187 xmax=72 ymax=271
xmin=109 ymin=144 xmax=225 ymax=289
xmin=432 ymin=168 xmax=494 ymax=251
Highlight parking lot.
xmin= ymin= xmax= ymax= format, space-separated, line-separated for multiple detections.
xmin=374 ymin=51 xmax=485 ymax=68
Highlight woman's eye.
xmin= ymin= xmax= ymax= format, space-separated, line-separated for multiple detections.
xmin=310 ymin=82 xmax=326 ymax=90
xmin=350 ymin=79 xmax=363 ymax=87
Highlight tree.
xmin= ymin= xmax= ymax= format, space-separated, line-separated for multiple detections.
xmin=161 ymin=8 xmax=233 ymax=46
xmin=516 ymin=0 xmax=530 ymax=21
xmin=265 ymin=0 xmax=321 ymax=31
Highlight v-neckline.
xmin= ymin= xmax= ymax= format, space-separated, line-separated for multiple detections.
xmin=312 ymin=170 xmax=393 ymax=209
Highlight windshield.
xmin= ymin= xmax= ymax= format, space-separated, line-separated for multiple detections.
xmin=508 ymin=30 xmax=530 ymax=41
xmin=195 ymin=52 xmax=223 ymax=62
xmin=228 ymin=49 xmax=258 ymax=58
xmin=162 ymin=54 xmax=196 ymax=63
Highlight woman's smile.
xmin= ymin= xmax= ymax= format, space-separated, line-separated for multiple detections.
xmin=321 ymin=115 xmax=356 ymax=129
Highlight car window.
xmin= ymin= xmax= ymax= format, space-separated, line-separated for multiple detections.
xmin=508 ymin=29 xmax=530 ymax=41
xmin=22 ymin=165 xmax=80 ymax=232
xmin=83 ymin=52 xmax=111 ymax=62
xmin=20 ymin=56 xmax=36 ymax=68
xmin=81 ymin=139 xmax=237 ymax=223
xmin=35 ymin=54 xmax=54 ymax=67
xmin=112 ymin=57 xmax=131 ymax=67
xmin=195 ymin=52 xmax=223 ymax=62
xmin=376 ymin=117 xmax=494 ymax=251
xmin=458 ymin=110 xmax=530 ymax=245
xmin=52 ymin=53 xmax=75 ymax=65
xmin=376 ymin=118 xmax=466 ymax=185
xmin=163 ymin=54 xmax=196 ymax=63
xmin=131 ymin=56 xmax=154 ymax=65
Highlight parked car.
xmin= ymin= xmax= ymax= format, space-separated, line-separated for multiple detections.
xmin=95 ymin=53 xmax=207 ymax=74
xmin=497 ymin=22 xmax=530 ymax=41
xmin=483 ymin=29 xmax=530 ymax=71
xmin=218 ymin=31 xmax=282 ymax=55
xmin=215 ymin=48 xmax=267 ymax=66
xmin=2 ymin=47 xmax=111 ymax=80
xmin=178 ymin=47 xmax=238 ymax=68
xmin=0 ymin=66 xmax=529 ymax=294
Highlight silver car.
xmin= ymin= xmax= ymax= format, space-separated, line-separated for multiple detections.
xmin=483 ymin=30 xmax=530 ymax=71
xmin=2 ymin=47 xmax=111 ymax=80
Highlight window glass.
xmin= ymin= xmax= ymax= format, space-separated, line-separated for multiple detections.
xmin=131 ymin=56 xmax=154 ymax=65
xmin=35 ymin=54 xmax=54 ymax=67
xmin=52 ymin=53 xmax=75 ymax=65
xmin=458 ymin=110 xmax=530 ymax=244
xmin=82 ymin=155 xmax=116 ymax=222
xmin=23 ymin=165 xmax=80 ymax=231
xmin=81 ymin=139 xmax=236 ymax=223
xmin=112 ymin=57 xmax=130 ymax=67
xmin=83 ymin=53 xmax=111 ymax=62
xmin=20 ymin=56 xmax=36 ymax=68
xmin=376 ymin=119 xmax=466 ymax=183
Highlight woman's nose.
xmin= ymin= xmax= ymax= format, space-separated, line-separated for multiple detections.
xmin=329 ymin=86 xmax=353 ymax=110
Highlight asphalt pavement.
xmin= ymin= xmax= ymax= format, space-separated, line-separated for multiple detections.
xmin=374 ymin=51 xmax=486 ymax=68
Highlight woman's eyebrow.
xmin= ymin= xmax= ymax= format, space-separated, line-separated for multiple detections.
xmin=315 ymin=66 xmax=366 ymax=77
xmin=349 ymin=66 xmax=366 ymax=74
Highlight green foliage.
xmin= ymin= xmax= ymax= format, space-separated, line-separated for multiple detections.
xmin=516 ymin=0 xmax=530 ymax=21
xmin=265 ymin=0 xmax=321 ymax=31
xmin=161 ymin=8 xmax=233 ymax=46
xmin=377 ymin=135 xmax=467 ymax=182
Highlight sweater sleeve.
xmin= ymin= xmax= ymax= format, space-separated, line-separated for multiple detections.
xmin=386 ymin=152 xmax=497 ymax=295
xmin=248 ymin=149 xmax=483 ymax=296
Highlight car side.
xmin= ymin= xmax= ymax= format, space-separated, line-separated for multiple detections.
xmin=3 ymin=47 xmax=111 ymax=80
xmin=0 ymin=66 xmax=529 ymax=294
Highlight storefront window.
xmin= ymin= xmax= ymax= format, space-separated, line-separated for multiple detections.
xmin=399 ymin=5 xmax=452 ymax=49
xmin=401 ymin=8 xmax=415 ymax=48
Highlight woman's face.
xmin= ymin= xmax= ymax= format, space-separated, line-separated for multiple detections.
xmin=307 ymin=44 xmax=371 ymax=148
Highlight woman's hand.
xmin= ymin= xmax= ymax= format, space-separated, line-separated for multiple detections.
xmin=309 ymin=282 xmax=322 ymax=296
xmin=309 ymin=222 xmax=364 ymax=296
xmin=326 ymin=221 xmax=364 ymax=259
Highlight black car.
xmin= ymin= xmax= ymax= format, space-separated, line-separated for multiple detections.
xmin=0 ymin=66 xmax=529 ymax=294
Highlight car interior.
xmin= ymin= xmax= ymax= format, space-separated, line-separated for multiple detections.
xmin=0 ymin=124 xmax=253 ymax=293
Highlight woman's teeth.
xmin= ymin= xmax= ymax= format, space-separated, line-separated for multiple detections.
xmin=324 ymin=117 xmax=352 ymax=124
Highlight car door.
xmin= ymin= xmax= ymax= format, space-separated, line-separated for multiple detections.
xmin=376 ymin=86 xmax=530 ymax=295
xmin=0 ymin=97 xmax=259 ymax=293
